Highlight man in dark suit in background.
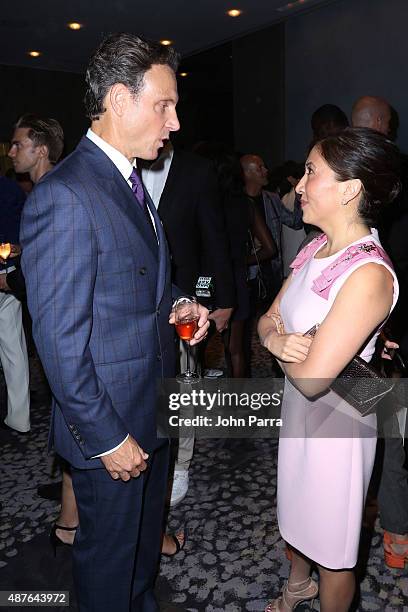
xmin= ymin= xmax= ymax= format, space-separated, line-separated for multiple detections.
xmin=21 ymin=33 xmax=208 ymax=612
xmin=142 ymin=140 xmax=235 ymax=505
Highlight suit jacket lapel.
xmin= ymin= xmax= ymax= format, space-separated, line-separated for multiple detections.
xmin=79 ymin=138 xmax=158 ymax=261
xmin=144 ymin=191 xmax=167 ymax=307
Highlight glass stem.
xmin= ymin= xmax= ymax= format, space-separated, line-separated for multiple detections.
xmin=186 ymin=341 xmax=192 ymax=376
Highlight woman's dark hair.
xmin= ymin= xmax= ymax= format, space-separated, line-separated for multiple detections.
xmin=84 ymin=32 xmax=179 ymax=120
xmin=317 ymin=127 xmax=401 ymax=225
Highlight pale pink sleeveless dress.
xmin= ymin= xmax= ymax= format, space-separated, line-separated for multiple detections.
xmin=277 ymin=231 xmax=398 ymax=569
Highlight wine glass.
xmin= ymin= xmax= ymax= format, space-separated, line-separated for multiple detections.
xmin=174 ymin=296 xmax=200 ymax=383
xmin=0 ymin=236 xmax=11 ymax=265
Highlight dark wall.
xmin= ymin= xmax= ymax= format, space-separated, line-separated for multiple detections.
xmin=285 ymin=0 xmax=408 ymax=160
xmin=0 ymin=65 xmax=87 ymax=155
xmin=232 ymin=23 xmax=285 ymax=169
xmin=173 ymin=44 xmax=234 ymax=151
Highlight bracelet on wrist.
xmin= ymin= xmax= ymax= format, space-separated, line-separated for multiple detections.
xmin=264 ymin=312 xmax=284 ymax=334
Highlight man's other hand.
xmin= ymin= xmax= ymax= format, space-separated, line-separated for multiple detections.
xmin=208 ymin=307 xmax=233 ymax=333
xmin=101 ymin=436 xmax=149 ymax=481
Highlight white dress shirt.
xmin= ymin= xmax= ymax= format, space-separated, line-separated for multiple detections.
xmin=86 ymin=129 xmax=157 ymax=233
xmin=141 ymin=141 xmax=174 ymax=208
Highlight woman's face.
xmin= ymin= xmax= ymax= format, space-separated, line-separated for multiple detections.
xmin=296 ymin=147 xmax=344 ymax=227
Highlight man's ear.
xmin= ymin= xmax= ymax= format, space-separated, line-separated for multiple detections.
xmin=38 ymin=144 xmax=49 ymax=159
xmin=341 ymin=178 xmax=362 ymax=205
xmin=108 ymin=83 xmax=129 ymax=117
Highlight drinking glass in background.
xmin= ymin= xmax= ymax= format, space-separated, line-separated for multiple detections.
xmin=0 ymin=236 xmax=11 ymax=264
xmin=174 ymin=296 xmax=200 ymax=383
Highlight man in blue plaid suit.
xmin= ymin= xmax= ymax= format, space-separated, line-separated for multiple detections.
xmin=21 ymin=33 xmax=209 ymax=612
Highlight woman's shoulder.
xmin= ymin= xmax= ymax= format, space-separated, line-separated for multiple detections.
xmin=345 ymin=260 xmax=394 ymax=288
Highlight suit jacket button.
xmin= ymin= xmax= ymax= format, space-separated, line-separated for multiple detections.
xmin=156 ymin=307 xmax=160 ymax=316
xmin=139 ymin=267 xmax=147 ymax=275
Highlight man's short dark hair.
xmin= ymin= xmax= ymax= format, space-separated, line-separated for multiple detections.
xmin=311 ymin=104 xmax=349 ymax=140
xmin=15 ymin=114 xmax=64 ymax=163
xmin=84 ymin=32 xmax=180 ymax=120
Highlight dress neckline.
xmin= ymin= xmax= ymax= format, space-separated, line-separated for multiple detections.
xmin=312 ymin=232 xmax=374 ymax=262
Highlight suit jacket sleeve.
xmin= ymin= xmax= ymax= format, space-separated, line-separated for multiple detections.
xmin=196 ymin=163 xmax=235 ymax=308
xmin=270 ymin=192 xmax=303 ymax=230
xmin=21 ymin=180 xmax=128 ymax=459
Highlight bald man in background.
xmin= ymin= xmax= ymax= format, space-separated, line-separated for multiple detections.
xmin=351 ymin=95 xmax=392 ymax=136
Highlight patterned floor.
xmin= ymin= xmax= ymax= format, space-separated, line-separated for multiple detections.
xmin=0 ymin=330 xmax=407 ymax=611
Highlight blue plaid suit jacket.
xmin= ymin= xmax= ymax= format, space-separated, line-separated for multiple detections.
xmin=21 ymin=137 xmax=176 ymax=469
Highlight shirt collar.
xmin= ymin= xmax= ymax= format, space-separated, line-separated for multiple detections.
xmin=86 ymin=128 xmax=135 ymax=182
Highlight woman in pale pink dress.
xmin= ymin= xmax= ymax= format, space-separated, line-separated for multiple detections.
xmin=258 ymin=128 xmax=401 ymax=611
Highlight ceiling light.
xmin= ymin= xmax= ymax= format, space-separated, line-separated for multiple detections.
xmin=67 ymin=22 xmax=83 ymax=30
xmin=227 ymin=9 xmax=242 ymax=17
xmin=160 ymin=39 xmax=172 ymax=46
xmin=28 ymin=50 xmax=41 ymax=57
xmin=179 ymin=72 xmax=188 ymax=77
xmin=276 ymin=0 xmax=308 ymax=11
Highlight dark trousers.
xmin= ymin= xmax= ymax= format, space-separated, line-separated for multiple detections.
xmin=71 ymin=442 xmax=169 ymax=612
xmin=377 ymin=414 xmax=408 ymax=534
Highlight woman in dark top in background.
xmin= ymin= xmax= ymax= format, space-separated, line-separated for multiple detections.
xmin=195 ymin=143 xmax=276 ymax=377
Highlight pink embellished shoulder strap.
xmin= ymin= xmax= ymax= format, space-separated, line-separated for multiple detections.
xmin=312 ymin=241 xmax=393 ymax=300
xmin=290 ymin=233 xmax=327 ymax=274
xmin=290 ymin=234 xmax=394 ymax=300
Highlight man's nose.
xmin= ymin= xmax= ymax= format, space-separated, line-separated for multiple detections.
xmin=8 ymin=146 xmax=16 ymax=159
xmin=167 ymin=109 xmax=180 ymax=132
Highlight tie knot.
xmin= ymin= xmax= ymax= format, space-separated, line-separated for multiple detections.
xmin=129 ymin=167 xmax=142 ymax=189
xmin=129 ymin=168 xmax=145 ymax=207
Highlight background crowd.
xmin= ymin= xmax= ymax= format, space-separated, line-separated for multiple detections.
xmin=0 ymin=31 xmax=407 ymax=612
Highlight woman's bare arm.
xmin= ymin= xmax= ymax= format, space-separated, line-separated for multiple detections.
xmin=283 ymin=263 xmax=394 ymax=396
xmin=258 ymin=274 xmax=313 ymax=363
xmin=247 ymin=205 xmax=277 ymax=265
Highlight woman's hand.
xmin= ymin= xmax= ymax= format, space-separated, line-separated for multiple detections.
xmin=263 ymin=331 xmax=312 ymax=363
xmin=382 ymin=339 xmax=399 ymax=360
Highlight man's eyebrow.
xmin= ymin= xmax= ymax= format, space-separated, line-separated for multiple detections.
xmin=161 ymin=97 xmax=178 ymax=103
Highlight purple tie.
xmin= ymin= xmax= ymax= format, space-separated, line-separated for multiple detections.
xmin=129 ymin=167 xmax=156 ymax=238
xmin=129 ymin=168 xmax=146 ymax=209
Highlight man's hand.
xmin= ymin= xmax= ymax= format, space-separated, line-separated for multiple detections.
xmin=208 ymin=307 xmax=233 ymax=333
xmin=190 ymin=303 xmax=210 ymax=345
xmin=100 ymin=436 xmax=149 ymax=481
xmin=9 ymin=244 xmax=21 ymax=258
xmin=0 ymin=275 xmax=10 ymax=291
xmin=169 ymin=303 xmax=210 ymax=346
